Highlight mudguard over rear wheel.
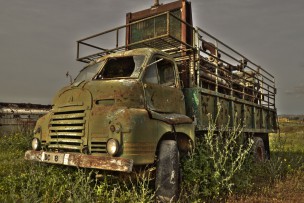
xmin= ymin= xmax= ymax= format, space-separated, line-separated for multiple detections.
xmin=155 ymin=140 xmax=180 ymax=202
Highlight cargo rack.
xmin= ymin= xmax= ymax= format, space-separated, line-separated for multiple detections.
xmin=76 ymin=11 xmax=276 ymax=110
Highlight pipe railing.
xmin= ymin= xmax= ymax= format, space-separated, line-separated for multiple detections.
xmin=75 ymin=11 xmax=276 ymax=109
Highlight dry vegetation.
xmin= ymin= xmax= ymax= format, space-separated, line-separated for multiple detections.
xmin=0 ymin=120 xmax=303 ymax=202
xmin=228 ymin=120 xmax=304 ymax=202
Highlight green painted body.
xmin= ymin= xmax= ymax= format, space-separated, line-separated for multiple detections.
xmin=184 ymin=88 xmax=277 ymax=133
xmin=33 ymin=48 xmax=195 ymax=167
xmin=28 ymin=1 xmax=277 ymax=171
xmin=32 ymin=47 xmax=276 ymax=170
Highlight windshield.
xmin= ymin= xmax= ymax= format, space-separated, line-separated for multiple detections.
xmin=96 ymin=55 xmax=145 ymax=79
xmin=73 ymin=62 xmax=101 ymax=86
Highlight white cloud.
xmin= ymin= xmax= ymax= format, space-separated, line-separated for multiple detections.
xmin=285 ymin=84 xmax=304 ymax=97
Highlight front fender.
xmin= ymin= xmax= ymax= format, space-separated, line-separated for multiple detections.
xmin=150 ymin=111 xmax=195 ymax=151
xmin=149 ymin=110 xmax=193 ymax=125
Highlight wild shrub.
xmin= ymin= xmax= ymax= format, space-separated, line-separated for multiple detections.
xmin=2 ymin=116 xmax=303 ymax=202
xmin=0 ymin=130 xmax=155 ymax=203
xmin=95 ymin=171 xmax=155 ymax=202
xmin=254 ymin=131 xmax=304 ymax=185
xmin=181 ymin=110 xmax=254 ymax=201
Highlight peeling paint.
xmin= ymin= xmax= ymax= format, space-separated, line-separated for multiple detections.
xmin=25 ymin=0 xmax=277 ymax=176
xmin=25 ymin=150 xmax=133 ymax=172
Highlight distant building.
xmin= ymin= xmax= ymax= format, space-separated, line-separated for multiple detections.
xmin=0 ymin=102 xmax=51 ymax=134
xmin=278 ymin=117 xmax=289 ymax=123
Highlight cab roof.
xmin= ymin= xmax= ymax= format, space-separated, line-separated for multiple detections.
xmin=93 ymin=48 xmax=172 ymax=64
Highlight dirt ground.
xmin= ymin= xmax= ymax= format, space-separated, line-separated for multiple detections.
xmin=228 ymin=170 xmax=304 ymax=202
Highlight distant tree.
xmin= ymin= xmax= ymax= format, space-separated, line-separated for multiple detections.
xmin=291 ymin=116 xmax=300 ymax=121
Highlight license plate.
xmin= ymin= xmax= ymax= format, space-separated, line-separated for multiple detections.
xmin=41 ymin=152 xmax=65 ymax=164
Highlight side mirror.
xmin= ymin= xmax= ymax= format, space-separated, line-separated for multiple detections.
xmin=66 ymin=71 xmax=73 ymax=84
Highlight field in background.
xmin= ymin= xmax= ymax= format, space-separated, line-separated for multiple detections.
xmin=228 ymin=120 xmax=304 ymax=202
xmin=0 ymin=121 xmax=303 ymax=202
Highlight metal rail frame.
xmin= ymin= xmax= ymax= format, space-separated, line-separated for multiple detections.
xmin=76 ymin=11 xmax=276 ymax=110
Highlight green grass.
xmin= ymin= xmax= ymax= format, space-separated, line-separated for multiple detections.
xmin=227 ymin=121 xmax=304 ymax=202
xmin=0 ymin=131 xmax=155 ymax=202
xmin=272 ymin=121 xmax=304 ymax=152
xmin=1 ymin=121 xmax=303 ymax=202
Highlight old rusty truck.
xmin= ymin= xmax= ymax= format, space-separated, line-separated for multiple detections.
xmin=25 ymin=0 xmax=277 ymax=200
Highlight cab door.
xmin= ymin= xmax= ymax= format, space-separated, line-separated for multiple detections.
xmin=142 ymin=56 xmax=185 ymax=114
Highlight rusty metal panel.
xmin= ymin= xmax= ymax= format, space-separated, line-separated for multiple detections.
xmin=254 ymin=107 xmax=260 ymax=129
xmin=126 ymin=0 xmax=182 ymax=23
xmin=169 ymin=10 xmax=182 ymax=40
xmin=184 ymin=87 xmax=276 ymax=133
xmin=144 ymin=83 xmax=185 ymax=114
xmin=124 ymin=142 xmax=156 ymax=154
xmin=48 ymin=108 xmax=86 ymax=152
xmin=130 ymin=14 xmax=167 ymax=43
xmin=126 ymin=0 xmax=192 ymax=49
xmin=129 ymin=10 xmax=182 ymax=45
xmin=217 ymin=98 xmax=230 ymax=126
xmin=149 ymin=111 xmax=192 ymax=125
xmin=25 ymin=150 xmax=133 ymax=172
xmin=244 ymin=105 xmax=253 ymax=129
xmin=233 ymin=102 xmax=243 ymax=123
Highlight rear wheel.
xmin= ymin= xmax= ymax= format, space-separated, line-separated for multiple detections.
xmin=253 ymin=137 xmax=266 ymax=162
xmin=155 ymin=140 xmax=180 ymax=202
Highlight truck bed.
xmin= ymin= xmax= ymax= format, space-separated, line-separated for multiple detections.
xmin=75 ymin=10 xmax=277 ymax=133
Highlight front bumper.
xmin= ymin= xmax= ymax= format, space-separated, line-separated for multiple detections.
xmin=24 ymin=150 xmax=133 ymax=172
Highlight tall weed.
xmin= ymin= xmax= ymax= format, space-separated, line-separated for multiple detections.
xmin=1 ymin=118 xmax=302 ymax=202
xmin=181 ymin=110 xmax=254 ymax=201
xmin=95 ymin=171 xmax=155 ymax=202
xmin=0 ymin=131 xmax=155 ymax=202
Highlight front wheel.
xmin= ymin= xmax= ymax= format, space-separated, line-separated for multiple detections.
xmin=155 ymin=140 xmax=180 ymax=202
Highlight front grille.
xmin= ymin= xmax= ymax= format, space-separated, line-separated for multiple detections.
xmin=49 ymin=109 xmax=86 ymax=152
xmin=91 ymin=141 xmax=107 ymax=154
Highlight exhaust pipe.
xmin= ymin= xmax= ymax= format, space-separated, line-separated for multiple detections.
xmin=152 ymin=0 xmax=160 ymax=8
xmin=154 ymin=0 xmax=159 ymax=6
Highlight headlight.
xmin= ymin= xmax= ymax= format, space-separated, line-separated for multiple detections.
xmin=32 ymin=138 xmax=41 ymax=150
xmin=106 ymin=139 xmax=119 ymax=156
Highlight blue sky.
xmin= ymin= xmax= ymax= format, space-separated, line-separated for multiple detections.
xmin=0 ymin=0 xmax=303 ymax=114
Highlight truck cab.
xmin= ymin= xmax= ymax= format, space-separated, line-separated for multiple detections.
xmin=26 ymin=48 xmax=194 ymax=172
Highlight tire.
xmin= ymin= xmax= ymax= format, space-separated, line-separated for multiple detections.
xmin=155 ymin=140 xmax=180 ymax=202
xmin=253 ymin=137 xmax=266 ymax=162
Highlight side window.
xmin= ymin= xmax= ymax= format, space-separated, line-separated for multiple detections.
xmin=157 ymin=59 xmax=175 ymax=86
xmin=143 ymin=63 xmax=158 ymax=84
xmin=143 ymin=57 xmax=176 ymax=87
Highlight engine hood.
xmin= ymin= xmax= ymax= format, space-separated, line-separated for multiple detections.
xmin=53 ymin=79 xmax=144 ymax=109
xmin=53 ymin=86 xmax=93 ymax=109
